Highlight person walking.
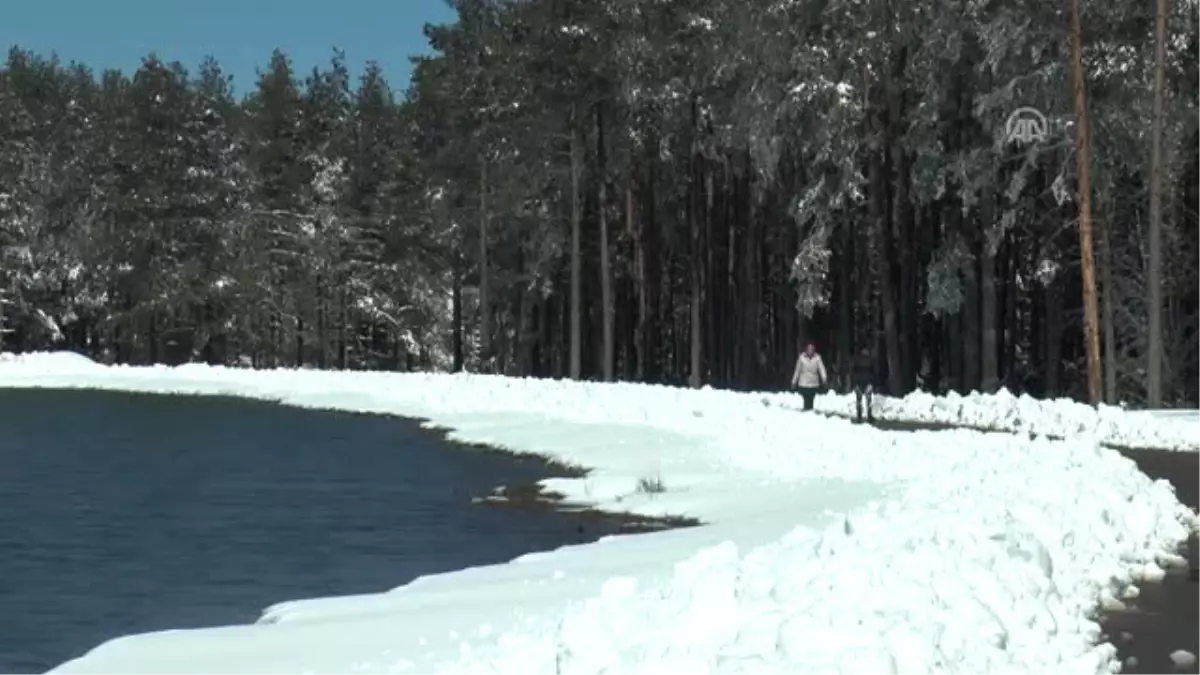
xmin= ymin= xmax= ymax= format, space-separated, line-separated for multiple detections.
xmin=852 ymin=346 xmax=875 ymax=423
xmin=790 ymin=340 xmax=827 ymax=411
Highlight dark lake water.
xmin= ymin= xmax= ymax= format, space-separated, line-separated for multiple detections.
xmin=0 ymin=389 xmax=620 ymax=673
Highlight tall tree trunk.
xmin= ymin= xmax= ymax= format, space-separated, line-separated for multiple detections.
xmin=627 ymin=178 xmax=646 ymax=380
xmin=706 ymin=163 xmax=721 ymax=386
xmin=596 ymin=106 xmax=614 ymax=381
xmin=1001 ymin=232 xmax=1019 ymax=385
xmin=1068 ymin=0 xmax=1104 ymax=404
xmin=531 ymin=296 xmax=545 ymax=376
xmin=1146 ymin=0 xmax=1168 ymax=405
xmin=316 ymin=274 xmax=327 ymax=369
xmin=942 ymin=72 xmax=966 ymax=392
xmin=980 ymin=180 xmax=999 ymax=392
xmin=296 ymin=316 xmax=305 ymax=367
xmin=962 ymin=260 xmax=980 ymax=391
xmin=726 ymin=159 xmax=740 ymax=384
xmin=1044 ymin=281 xmax=1063 ymax=396
xmin=1030 ymin=257 xmax=1043 ymax=388
xmin=148 ymin=311 xmax=159 ymax=365
xmin=516 ymin=244 xmax=534 ymax=376
xmin=569 ymin=125 xmax=583 ymax=380
xmin=869 ymin=68 xmax=903 ymax=395
xmin=703 ymin=162 xmax=716 ymax=386
xmin=927 ymin=205 xmax=943 ymax=391
xmin=540 ymin=295 xmax=554 ymax=376
xmin=870 ymin=143 xmax=902 ymax=395
xmin=740 ymin=158 xmax=760 ymax=388
xmin=1099 ymin=181 xmax=1118 ymax=403
xmin=553 ymin=288 xmax=566 ymax=377
xmin=901 ymin=186 xmax=920 ymax=389
xmin=688 ymin=98 xmax=703 ymax=388
xmin=687 ymin=202 xmax=702 ymax=387
xmin=887 ymin=49 xmax=917 ymax=390
xmin=893 ymin=151 xmax=914 ymax=388
xmin=958 ymin=111 xmax=979 ymax=392
xmin=837 ymin=217 xmax=853 ymax=390
xmin=980 ymin=248 xmax=998 ymax=392
xmin=495 ymin=312 xmax=509 ymax=375
xmin=337 ymin=288 xmax=347 ymax=369
xmin=452 ymin=266 xmax=463 ymax=372
xmin=644 ymin=140 xmax=662 ymax=382
xmin=857 ymin=224 xmax=875 ymax=371
xmin=479 ymin=157 xmax=491 ymax=371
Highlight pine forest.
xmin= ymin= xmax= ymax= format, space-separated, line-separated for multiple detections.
xmin=0 ymin=0 xmax=1196 ymax=406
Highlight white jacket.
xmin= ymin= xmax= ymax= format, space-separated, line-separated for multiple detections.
xmin=791 ymin=352 xmax=827 ymax=388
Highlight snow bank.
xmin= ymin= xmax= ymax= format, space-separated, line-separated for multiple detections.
xmin=762 ymin=387 xmax=1199 ymax=452
xmin=0 ymin=352 xmax=1195 ymax=675
xmin=0 ymin=350 xmax=104 ymax=373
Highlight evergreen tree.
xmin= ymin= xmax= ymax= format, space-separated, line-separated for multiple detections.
xmin=0 ymin=0 xmax=1194 ymax=405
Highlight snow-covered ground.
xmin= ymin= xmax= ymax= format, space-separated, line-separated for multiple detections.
xmin=1 ymin=351 xmax=1197 ymax=674
xmin=790 ymin=388 xmax=1199 ymax=453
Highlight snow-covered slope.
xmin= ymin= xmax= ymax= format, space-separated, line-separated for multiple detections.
xmin=0 ymin=352 xmax=1195 ymax=674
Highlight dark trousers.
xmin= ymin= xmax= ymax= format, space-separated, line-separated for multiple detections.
xmin=854 ymin=384 xmax=874 ymax=422
xmin=797 ymin=386 xmax=819 ymax=410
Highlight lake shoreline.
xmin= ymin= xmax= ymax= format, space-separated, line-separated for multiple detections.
xmin=2 ymin=389 xmax=661 ymax=674
xmin=423 ymin=423 xmax=704 ymax=536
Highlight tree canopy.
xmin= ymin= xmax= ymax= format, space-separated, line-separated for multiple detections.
xmin=1 ymin=0 xmax=1196 ymax=405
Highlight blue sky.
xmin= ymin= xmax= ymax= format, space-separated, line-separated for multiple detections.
xmin=0 ymin=0 xmax=459 ymax=97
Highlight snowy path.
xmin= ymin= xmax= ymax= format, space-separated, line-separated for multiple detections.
xmin=1097 ymin=447 xmax=1198 ymax=674
xmin=0 ymin=352 xmax=1196 ymax=674
xmin=794 ymin=388 xmax=1199 ymax=452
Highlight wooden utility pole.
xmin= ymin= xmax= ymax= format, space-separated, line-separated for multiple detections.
xmin=1068 ymin=0 xmax=1104 ymax=404
xmin=1147 ymin=0 xmax=1168 ymax=406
